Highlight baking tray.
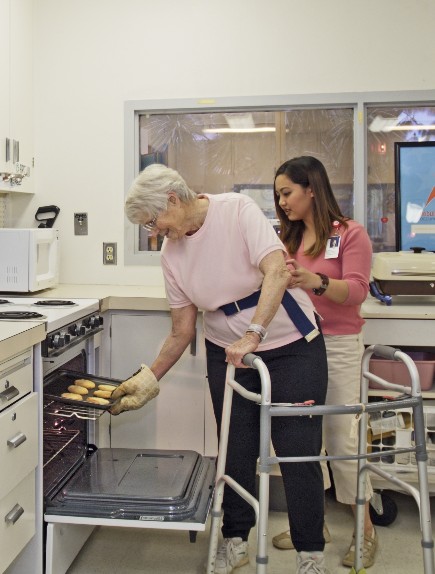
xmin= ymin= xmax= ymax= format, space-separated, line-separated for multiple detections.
xmin=44 ymin=369 xmax=123 ymax=410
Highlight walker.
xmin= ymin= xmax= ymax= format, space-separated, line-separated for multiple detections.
xmin=206 ymin=345 xmax=435 ymax=574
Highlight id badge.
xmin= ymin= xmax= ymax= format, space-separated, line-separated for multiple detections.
xmin=325 ymin=235 xmax=340 ymax=259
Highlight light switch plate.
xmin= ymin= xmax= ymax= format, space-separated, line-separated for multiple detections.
xmin=74 ymin=213 xmax=88 ymax=235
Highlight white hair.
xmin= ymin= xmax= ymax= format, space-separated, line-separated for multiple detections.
xmin=125 ymin=164 xmax=197 ymax=223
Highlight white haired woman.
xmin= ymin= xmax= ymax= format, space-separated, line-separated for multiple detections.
xmin=111 ymin=163 xmax=329 ymax=574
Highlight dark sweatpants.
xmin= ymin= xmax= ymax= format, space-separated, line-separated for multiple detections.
xmin=206 ymin=334 xmax=328 ymax=552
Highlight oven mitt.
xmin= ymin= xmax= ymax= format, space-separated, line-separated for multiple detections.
xmin=110 ymin=364 xmax=159 ymax=415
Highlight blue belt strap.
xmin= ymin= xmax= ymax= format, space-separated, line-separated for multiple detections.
xmin=219 ymin=290 xmax=319 ymax=342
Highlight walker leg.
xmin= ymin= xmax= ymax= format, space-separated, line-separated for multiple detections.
xmin=206 ymin=368 xmax=235 ymax=574
xmin=354 ymin=406 xmax=370 ymax=573
xmin=414 ymin=402 xmax=435 ymax=574
xmin=206 ymin=479 xmax=225 ymax=574
xmin=256 ymin=470 xmax=269 ymax=574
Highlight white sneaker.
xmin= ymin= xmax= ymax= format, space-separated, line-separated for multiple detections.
xmin=296 ymin=551 xmax=329 ymax=574
xmin=214 ymin=537 xmax=249 ymax=574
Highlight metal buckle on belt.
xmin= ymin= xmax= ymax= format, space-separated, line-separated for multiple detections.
xmin=234 ymin=301 xmax=241 ymax=313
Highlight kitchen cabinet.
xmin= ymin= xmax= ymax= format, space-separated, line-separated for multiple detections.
xmin=0 ymin=321 xmax=44 ymax=574
xmin=0 ymin=350 xmax=38 ymax=574
xmin=0 ymin=0 xmax=10 ymax=177
xmin=0 ymin=470 xmax=36 ymax=573
xmin=0 ymin=0 xmax=33 ymax=194
xmin=100 ymin=310 xmax=218 ymax=455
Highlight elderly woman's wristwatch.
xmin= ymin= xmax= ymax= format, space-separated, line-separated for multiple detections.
xmin=246 ymin=323 xmax=267 ymax=342
xmin=312 ymin=273 xmax=329 ymax=296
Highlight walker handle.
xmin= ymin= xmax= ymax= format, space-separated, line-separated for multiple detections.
xmin=372 ymin=344 xmax=399 ymax=361
xmin=242 ymin=353 xmax=260 ymax=368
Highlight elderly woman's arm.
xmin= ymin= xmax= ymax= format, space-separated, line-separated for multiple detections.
xmin=151 ymin=304 xmax=198 ymax=379
xmin=110 ymin=304 xmax=197 ymax=415
xmin=225 ymin=249 xmax=290 ymax=368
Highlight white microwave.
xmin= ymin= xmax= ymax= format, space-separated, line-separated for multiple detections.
xmin=0 ymin=228 xmax=59 ymax=292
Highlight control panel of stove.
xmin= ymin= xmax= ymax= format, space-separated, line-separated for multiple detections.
xmin=42 ymin=312 xmax=104 ymax=357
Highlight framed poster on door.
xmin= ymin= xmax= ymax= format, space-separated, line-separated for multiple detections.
xmin=395 ymin=141 xmax=435 ymax=252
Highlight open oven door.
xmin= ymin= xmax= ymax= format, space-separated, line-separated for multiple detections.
xmin=44 ymin=447 xmax=215 ymax=574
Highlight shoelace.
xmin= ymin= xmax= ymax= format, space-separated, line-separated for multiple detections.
xmin=216 ymin=539 xmax=246 ymax=568
xmin=298 ymin=557 xmax=325 ymax=574
xmin=216 ymin=539 xmax=230 ymax=562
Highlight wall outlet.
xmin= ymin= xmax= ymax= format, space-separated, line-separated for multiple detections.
xmin=103 ymin=242 xmax=117 ymax=265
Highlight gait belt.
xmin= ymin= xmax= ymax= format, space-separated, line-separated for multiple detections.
xmin=219 ymin=290 xmax=319 ymax=342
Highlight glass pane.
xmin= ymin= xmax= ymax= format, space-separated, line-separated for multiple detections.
xmin=283 ymin=108 xmax=354 ymax=217
xmin=367 ymin=105 xmax=435 ymax=252
xmin=138 ymin=111 xmax=277 ymax=251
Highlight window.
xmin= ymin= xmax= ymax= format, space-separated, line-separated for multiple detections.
xmin=124 ymin=91 xmax=435 ymax=264
xmin=366 ymin=104 xmax=435 ymax=251
xmin=136 ymin=107 xmax=354 ymax=255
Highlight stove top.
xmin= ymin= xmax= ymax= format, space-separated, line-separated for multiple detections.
xmin=0 ymin=311 xmax=46 ymax=320
xmin=0 ymin=297 xmax=99 ymax=331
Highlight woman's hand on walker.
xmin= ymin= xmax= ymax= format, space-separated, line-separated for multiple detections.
xmin=225 ymin=332 xmax=260 ymax=368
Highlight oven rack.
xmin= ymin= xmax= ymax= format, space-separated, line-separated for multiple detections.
xmin=43 ymin=429 xmax=81 ymax=467
xmin=44 ymin=398 xmax=105 ymax=421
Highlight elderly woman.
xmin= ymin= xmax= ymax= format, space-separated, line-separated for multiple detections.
xmin=111 ymin=164 xmax=328 ymax=574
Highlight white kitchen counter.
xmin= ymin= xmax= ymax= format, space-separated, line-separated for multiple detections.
xmin=0 ymin=321 xmax=46 ymax=363
xmin=362 ymin=295 xmax=435 ymax=320
xmin=362 ymin=295 xmax=435 ymax=348
xmin=18 ymin=284 xmax=170 ymax=313
xmin=6 ymin=285 xmax=435 ymax=318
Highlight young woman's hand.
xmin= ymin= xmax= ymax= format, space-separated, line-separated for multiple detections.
xmin=287 ymin=258 xmax=318 ymax=290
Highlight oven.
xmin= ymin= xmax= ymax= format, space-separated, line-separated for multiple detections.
xmin=0 ymin=296 xmax=102 ymax=574
xmin=0 ymin=297 xmax=215 ymax=574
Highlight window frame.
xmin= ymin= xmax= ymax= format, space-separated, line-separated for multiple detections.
xmin=124 ymin=90 xmax=435 ymax=265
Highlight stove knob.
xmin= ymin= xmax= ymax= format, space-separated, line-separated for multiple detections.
xmin=90 ymin=315 xmax=102 ymax=328
xmin=82 ymin=317 xmax=91 ymax=328
xmin=79 ymin=323 xmax=87 ymax=335
xmin=53 ymin=333 xmax=65 ymax=348
xmin=68 ymin=324 xmax=78 ymax=336
xmin=64 ymin=333 xmax=71 ymax=344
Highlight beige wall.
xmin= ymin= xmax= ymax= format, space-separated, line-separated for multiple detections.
xmin=10 ymin=0 xmax=435 ymax=286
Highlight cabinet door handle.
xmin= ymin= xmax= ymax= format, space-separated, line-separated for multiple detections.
xmin=7 ymin=432 xmax=27 ymax=448
xmin=12 ymin=140 xmax=19 ymax=164
xmin=5 ymin=503 xmax=24 ymax=525
xmin=0 ymin=386 xmax=19 ymax=403
xmin=190 ymin=328 xmax=197 ymax=356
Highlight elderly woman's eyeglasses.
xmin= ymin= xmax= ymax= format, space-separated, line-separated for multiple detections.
xmin=142 ymin=215 xmax=158 ymax=232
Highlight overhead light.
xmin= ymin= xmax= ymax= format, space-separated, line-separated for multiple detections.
xmin=369 ymin=115 xmax=435 ymax=132
xmin=203 ymin=127 xmax=276 ymax=134
xmin=203 ymin=112 xmax=275 ymax=134
xmin=384 ymin=124 xmax=435 ymax=132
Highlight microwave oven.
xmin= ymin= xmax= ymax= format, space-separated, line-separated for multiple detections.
xmin=0 ymin=228 xmax=59 ymax=292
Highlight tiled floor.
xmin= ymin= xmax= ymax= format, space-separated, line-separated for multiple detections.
xmin=66 ymin=489 xmax=435 ymax=573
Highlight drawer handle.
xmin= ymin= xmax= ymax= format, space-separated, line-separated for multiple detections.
xmin=0 ymin=386 xmax=19 ymax=402
xmin=5 ymin=503 xmax=24 ymax=525
xmin=7 ymin=432 xmax=27 ymax=448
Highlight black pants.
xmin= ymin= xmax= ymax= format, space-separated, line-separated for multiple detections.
xmin=206 ymin=334 xmax=328 ymax=552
